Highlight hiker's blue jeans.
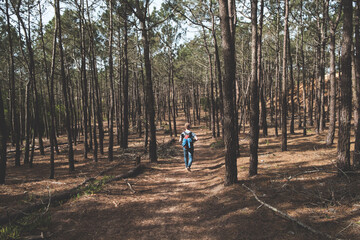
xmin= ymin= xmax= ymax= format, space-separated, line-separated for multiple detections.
xmin=183 ymin=148 xmax=194 ymax=168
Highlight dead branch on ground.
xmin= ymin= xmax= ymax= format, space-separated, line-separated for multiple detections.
xmin=242 ymin=184 xmax=341 ymax=240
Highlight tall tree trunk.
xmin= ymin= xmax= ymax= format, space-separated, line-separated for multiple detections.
xmin=143 ymin=31 xmax=157 ymax=161
xmin=202 ymin=26 xmax=216 ymax=138
xmin=211 ymin=3 xmax=224 ymax=138
xmin=85 ymin=0 xmax=104 ymax=155
xmin=122 ymin=8 xmax=129 ymax=149
xmin=56 ymin=0 xmax=75 ymax=171
xmin=249 ymin=0 xmax=259 ymax=177
xmin=274 ymin=0 xmax=280 ymax=137
xmin=326 ymin=3 xmax=341 ymax=146
xmin=337 ymin=0 xmax=353 ymax=173
xmin=108 ymin=0 xmax=115 ymax=162
xmin=287 ymin=31 xmax=295 ymax=135
xmin=14 ymin=1 xmax=45 ymax=162
xmin=6 ymin=0 xmax=21 ymax=167
xmin=167 ymin=59 xmax=173 ymax=136
xmin=258 ymin=0 xmax=267 ymax=137
xmin=281 ymin=0 xmax=289 ymax=151
xmin=300 ymin=0 xmax=307 ymax=136
xmin=80 ymin=0 xmax=89 ymax=159
xmin=0 ymin=86 xmax=7 ymax=184
xmin=353 ymin=0 xmax=360 ymax=167
xmin=45 ymin=0 xmax=59 ymax=178
xmin=171 ymin=60 xmax=177 ymax=136
xmin=326 ymin=27 xmax=336 ymax=146
xmin=218 ymin=0 xmax=238 ymax=185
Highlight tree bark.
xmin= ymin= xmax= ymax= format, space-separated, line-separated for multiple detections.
xmin=287 ymin=31 xmax=295 ymax=135
xmin=326 ymin=2 xmax=341 ymax=146
xmin=56 ymin=0 xmax=75 ymax=171
xmin=249 ymin=0 xmax=259 ymax=177
xmin=79 ymin=0 xmax=89 ymax=159
xmin=6 ymin=0 xmax=21 ymax=167
xmin=353 ymin=0 xmax=360 ymax=167
xmin=300 ymin=0 xmax=307 ymax=136
xmin=258 ymin=0 xmax=267 ymax=138
xmin=337 ymin=0 xmax=353 ymax=173
xmin=0 ymin=86 xmax=7 ymax=184
xmin=122 ymin=8 xmax=129 ymax=149
xmin=281 ymin=0 xmax=289 ymax=151
xmin=108 ymin=0 xmax=115 ymax=162
xmin=86 ymin=2 xmax=104 ymax=155
xmin=218 ymin=0 xmax=238 ymax=185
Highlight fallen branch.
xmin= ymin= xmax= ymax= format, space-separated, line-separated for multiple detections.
xmin=287 ymin=170 xmax=321 ymax=181
xmin=242 ymin=184 xmax=340 ymax=240
xmin=125 ymin=180 xmax=136 ymax=193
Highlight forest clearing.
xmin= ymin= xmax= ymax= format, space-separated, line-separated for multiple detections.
xmin=1 ymin=0 xmax=360 ymax=239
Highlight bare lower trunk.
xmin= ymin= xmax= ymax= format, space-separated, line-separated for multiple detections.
xmin=218 ymin=0 xmax=238 ymax=185
xmin=281 ymin=0 xmax=289 ymax=151
xmin=249 ymin=0 xmax=259 ymax=176
xmin=337 ymin=0 xmax=353 ymax=173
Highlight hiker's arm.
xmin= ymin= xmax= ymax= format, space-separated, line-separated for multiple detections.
xmin=194 ymin=135 xmax=198 ymax=141
xmin=179 ymin=135 xmax=182 ymax=142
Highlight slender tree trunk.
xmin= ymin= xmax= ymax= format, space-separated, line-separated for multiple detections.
xmin=353 ymin=0 xmax=360 ymax=167
xmin=171 ymin=60 xmax=177 ymax=136
xmin=80 ymin=0 xmax=89 ymax=159
xmin=167 ymin=62 xmax=173 ymax=136
xmin=108 ymin=0 xmax=115 ymax=162
xmin=202 ymin=26 xmax=216 ymax=137
xmin=211 ymin=4 xmax=224 ymax=138
xmin=287 ymin=31 xmax=295 ymax=135
xmin=249 ymin=0 xmax=259 ymax=176
xmin=91 ymin=67 xmax=98 ymax=162
xmin=337 ymin=0 xmax=353 ymax=173
xmin=6 ymin=0 xmax=21 ymax=167
xmin=258 ymin=0 xmax=267 ymax=138
xmin=122 ymin=9 xmax=129 ymax=149
xmin=300 ymin=0 xmax=307 ymax=136
xmin=218 ymin=0 xmax=238 ymax=185
xmin=281 ymin=0 xmax=289 ymax=151
xmin=326 ymin=21 xmax=339 ymax=145
xmin=139 ymin=14 xmax=157 ymax=162
xmin=15 ymin=2 xmax=44 ymax=161
xmin=0 ymin=86 xmax=7 ymax=184
xmin=274 ymin=0 xmax=280 ymax=137
xmin=56 ymin=0 xmax=75 ymax=171
xmin=47 ymin=0 xmax=59 ymax=178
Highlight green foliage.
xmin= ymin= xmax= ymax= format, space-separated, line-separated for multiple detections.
xmin=210 ymin=139 xmax=225 ymax=149
xmin=161 ymin=123 xmax=171 ymax=134
xmin=0 ymin=225 xmax=20 ymax=240
xmin=200 ymin=97 xmax=210 ymax=112
xmin=55 ymin=104 xmax=65 ymax=117
xmin=75 ymin=176 xmax=113 ymax=199
xmin=0 ymin=210 xmax=51 ymax=240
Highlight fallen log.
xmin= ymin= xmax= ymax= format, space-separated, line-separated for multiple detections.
xmin=242 ymin=184 xmax=340 ymax=240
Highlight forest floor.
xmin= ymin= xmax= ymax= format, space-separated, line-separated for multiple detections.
xmin=1 ymin=118 xmax=360 ymax=239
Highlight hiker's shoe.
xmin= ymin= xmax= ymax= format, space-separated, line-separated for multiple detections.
xmin=187 ymin=167 xmax=191 ymax=172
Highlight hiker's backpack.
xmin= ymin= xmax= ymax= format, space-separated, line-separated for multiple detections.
xmin=182 ymin=132 xmax=193 ymax=150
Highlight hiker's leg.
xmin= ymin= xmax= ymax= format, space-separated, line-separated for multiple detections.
xmin=183 ymin=148 xmax=188 ymax=168
xmin=188 ymin=149 xmax=194 ymax=168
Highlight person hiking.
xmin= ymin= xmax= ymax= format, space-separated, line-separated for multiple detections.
xmin=179 ymin=123 xmax=198 ymax=172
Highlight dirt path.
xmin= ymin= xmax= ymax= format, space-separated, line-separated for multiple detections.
xmin=47 ymin=127 xmax=304 ymax=240
xmin=45 ymin=124 xmax=360 ymax=240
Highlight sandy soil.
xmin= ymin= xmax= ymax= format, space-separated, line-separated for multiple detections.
xmin=1 ymin=120 xmax=360 ymax=239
